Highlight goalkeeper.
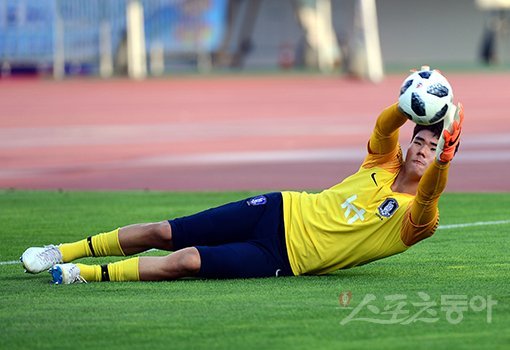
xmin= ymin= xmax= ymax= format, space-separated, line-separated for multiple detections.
xmin=20 ymin=85 xmax=464 ymax=284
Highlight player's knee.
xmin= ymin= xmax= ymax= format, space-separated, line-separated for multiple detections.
xmin=175 ymin=247 xmax=201 ymax=275
xmin=151 ymin=221 xmax=172 ymax=241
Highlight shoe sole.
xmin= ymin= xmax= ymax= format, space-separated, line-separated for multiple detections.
xmin=49 ymin=266 xmax=64 ymax=284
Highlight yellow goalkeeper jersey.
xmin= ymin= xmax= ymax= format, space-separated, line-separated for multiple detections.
xmin=282 ymin=104 xmax=444 ymax=276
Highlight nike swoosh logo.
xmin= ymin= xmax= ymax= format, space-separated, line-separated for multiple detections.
xmin=371 ymin=172 xmax=378 ymax=186
xmin=446 ymin=133 xmax=460 ymax=147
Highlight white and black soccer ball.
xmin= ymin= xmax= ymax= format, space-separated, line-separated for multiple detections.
xmin=398 ymin=67 xmax=453 ymax=125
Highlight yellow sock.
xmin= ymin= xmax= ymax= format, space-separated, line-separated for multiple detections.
xmin=76 ymin=258 xmax=139 ymax=282
xmin=59 ymin=228 xmax=125 ymax=262
xmin=59 ymin=239 xmax=91 ymax=262
xmin=107 ymin=257 xmax=140 ymax=282
xmin=76 ymin=263 xmax=102 ymax=282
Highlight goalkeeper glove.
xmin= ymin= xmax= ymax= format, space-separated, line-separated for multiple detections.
xmin=436 ymin=102 xmax=464 ymax=163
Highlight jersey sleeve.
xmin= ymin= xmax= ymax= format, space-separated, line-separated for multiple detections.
xmin=362 ymin=103 xmax=408 ymax=172
xmin=400 ymin=160 xmax=450 ymax=246
xmin=367 ymin=103 xmax=408 ymax=155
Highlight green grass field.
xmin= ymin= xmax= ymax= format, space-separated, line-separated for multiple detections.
xmin=1 ymin=190 xmax=509 ymax=349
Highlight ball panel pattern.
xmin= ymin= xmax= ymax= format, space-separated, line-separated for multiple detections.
xmin=418 ymin=71 xmax=432 ymax=79
xmin=427 ymin=83 xmax=449 ymax=98
xmin=411 ymin=92 xmax=426 ymax=116
xmin=400 ymin=79 xmax=413 ymax=96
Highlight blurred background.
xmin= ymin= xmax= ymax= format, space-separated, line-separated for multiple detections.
xmin=1 ymin=0 xmax=509 ymax=78
xmin=1 ymin=0 xmax=509 ymax=191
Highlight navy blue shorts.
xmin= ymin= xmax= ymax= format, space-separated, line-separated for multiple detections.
xmin=168 ymin=192 xmax=294 ymax=279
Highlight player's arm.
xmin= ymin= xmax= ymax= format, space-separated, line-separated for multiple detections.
xmin=368 ymin=103 xmax=409 ymax=155
xmin=401 ymin=103 xmax=464 ymax=246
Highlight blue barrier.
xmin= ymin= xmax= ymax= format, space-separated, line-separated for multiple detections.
xmin=0 ymin=0 xmax=227 ymax=74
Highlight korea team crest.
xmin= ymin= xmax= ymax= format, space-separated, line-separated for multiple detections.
xmin=378 ymin=198 xmax=399 ymax=218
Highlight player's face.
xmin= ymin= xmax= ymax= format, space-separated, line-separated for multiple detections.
xmin=405 ymin=130 xmax=438 ymax=178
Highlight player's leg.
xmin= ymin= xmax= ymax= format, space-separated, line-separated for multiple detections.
xmin=21 ymin=221 xmax=172 ymax=273
xmin=112 ymin=194 xmax=277 ymax=256
xmin=50 ymin=247 xmax=201 ymax=284
xmin=117 ymin=221 xmax=173 ymax=254
xmin=48 ymin=192 xmax=292 ymax=283
xmin=51 ymin=240 xmax=294 ymax=284
xmin=137 ymin=247 xmax=201 ymax=280
xmin=61 ymin=221 xmax=173 ymax=260
xmin=22 ymin=193 xmax=279 ymax=274
xmin=85 ymin=193 xmax=277 ymax=257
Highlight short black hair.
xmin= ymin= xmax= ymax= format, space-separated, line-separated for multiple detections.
xmin=411 ymin=120 xmax=443 ymax=141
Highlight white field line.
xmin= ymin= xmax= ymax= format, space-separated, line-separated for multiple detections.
xmin=0 ymin=260 xmax=19 ymax=265
xmin=437 ymin=219 xmax=510 ymax=230
xmin=1 ymin=220 xmax=509 ymax=266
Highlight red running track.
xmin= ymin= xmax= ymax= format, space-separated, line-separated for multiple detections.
xmin=0 ymin=73 xmax=509 ymax=192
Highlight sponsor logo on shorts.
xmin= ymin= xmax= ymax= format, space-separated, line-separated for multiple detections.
xmin=378 ymin=198 xmax=399 ymax=218
xmin=247 ymin=195 xmax=267 ymax=206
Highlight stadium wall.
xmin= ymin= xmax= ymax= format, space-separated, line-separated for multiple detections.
xmin=241 ymin=0 xmax=508 ymax=70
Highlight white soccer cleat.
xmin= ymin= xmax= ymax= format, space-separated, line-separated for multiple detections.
xmin=50 ymin=263 xmax=87 ymax=285
xmin=20 ymin=245 xmax=63 ymax=274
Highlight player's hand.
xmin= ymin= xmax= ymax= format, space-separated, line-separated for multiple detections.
xmin=436 ymin=102 xmax=464 ymax=163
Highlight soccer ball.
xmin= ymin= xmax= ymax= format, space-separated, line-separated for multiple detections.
xmin=398 ymin=67 xmax=453 ymax=125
